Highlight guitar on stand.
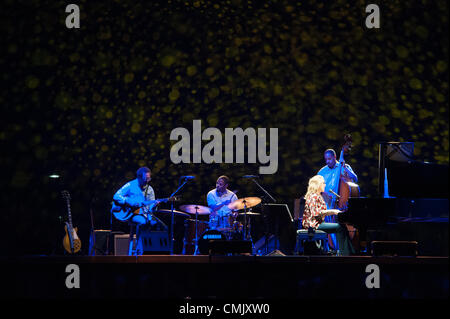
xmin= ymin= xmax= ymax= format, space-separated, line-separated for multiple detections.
xmin=61 ymin=190 xmax=81 ymax=254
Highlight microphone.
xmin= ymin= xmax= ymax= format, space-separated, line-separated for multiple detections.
xmin=242 ymin=175 xmax=259 ymax=178
xmin=181 ymin=175 xmax=195 ymax=180
xmin=329 ymin=189 xmax=340 ymax=198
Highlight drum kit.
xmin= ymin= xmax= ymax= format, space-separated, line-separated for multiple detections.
xmin=176 ymin=197 xmax=262 ymax=255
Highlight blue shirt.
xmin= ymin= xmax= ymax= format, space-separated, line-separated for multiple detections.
xmin=318 ymin=162 xmax=357 ymax=209
xmin=113 ymin=179 xmax=157 ymax=213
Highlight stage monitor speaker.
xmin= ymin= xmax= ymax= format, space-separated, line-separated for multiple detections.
xmin=370 ymin=240 xmax=418 ymax=256
xmin=266 ymin=249 xmax=285 ymax=256
xmin=141 ymin=230 xmax=170 ymax=254
xmin=114 ymin=231 xmax=170 ymax=255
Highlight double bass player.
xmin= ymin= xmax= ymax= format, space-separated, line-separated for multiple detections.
xmin=318 ymin=147 xmax=358 ymax=253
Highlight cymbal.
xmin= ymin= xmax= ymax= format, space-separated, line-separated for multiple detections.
xmin=155 ymin=209 xmax=190 ymax=217
xmin=238 ymin=212 xmax=260 ymax=216
xmin=227 ymin=197 xmax=261 ymax=210
xmin=179 ymin=204 xmax=212 ymax=215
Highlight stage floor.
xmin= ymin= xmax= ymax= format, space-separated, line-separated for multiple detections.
xmin=1 ymin=254 xmax=448 ymax=300
xmin=3 ymin=254 xmax=448 ymax=264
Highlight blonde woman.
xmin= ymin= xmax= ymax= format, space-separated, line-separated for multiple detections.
xmin=302 ymin=175 xmax=355 ymax=256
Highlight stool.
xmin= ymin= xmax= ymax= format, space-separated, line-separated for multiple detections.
xmin=296 ymin=228 xmax=328 ymax=255
xmin=128 ymin=222 xmax=139 ymax=256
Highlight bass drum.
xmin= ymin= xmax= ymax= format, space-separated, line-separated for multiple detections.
xmin=198 ymin=229 xmax=227 ymax=255
xmin=183 ymin=219 xmax=209 ymax=255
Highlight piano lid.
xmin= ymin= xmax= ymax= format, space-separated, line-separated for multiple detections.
xmin=385 ymin=160 xmax=448 ymax=198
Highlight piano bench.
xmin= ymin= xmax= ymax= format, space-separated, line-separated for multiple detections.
xmin=296 ymin=229 xmax=328 ymax=255
xmin=297 ymin=229 xmax=328 ymax=240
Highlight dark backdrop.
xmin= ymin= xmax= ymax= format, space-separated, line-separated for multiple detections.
xmin=0 ymin=0 xmax=448 ymax=255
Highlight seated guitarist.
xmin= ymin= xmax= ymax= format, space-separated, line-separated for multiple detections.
xmin=112 ymin=166 xmax=163 ymax=237
xmin=302 ymin=175 xmax=355 ymax=256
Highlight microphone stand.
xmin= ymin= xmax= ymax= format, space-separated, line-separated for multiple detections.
xmin=169 ymin=178 xmax=190 ymax=254
xmin=249 ymin=178 xmax=276 ymax=203
xmin=246 ymin=177 xmax=277 ymax=254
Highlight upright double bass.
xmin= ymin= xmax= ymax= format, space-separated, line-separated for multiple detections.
xmin=336 ymin=134 xmax=360 ymax=210
xmin=334 ymin=134 xmax=360 ymax=248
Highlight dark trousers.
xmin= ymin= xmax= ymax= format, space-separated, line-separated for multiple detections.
xmin=317 ymin=222 xmax=355 ymax=256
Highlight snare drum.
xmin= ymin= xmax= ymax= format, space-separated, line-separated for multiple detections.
xmin=209 ymin=212 xmax=236 ymax=230
xmin=183 ymin=219 xmax=209 ymax=255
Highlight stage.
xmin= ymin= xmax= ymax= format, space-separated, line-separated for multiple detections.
xmin=2 ymin=254 xmax=448 ymax=300
xmin=1 ymin=1 xmax=449 ymax=310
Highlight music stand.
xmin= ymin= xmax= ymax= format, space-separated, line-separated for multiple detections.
xmin=262 ymin=203 xmax=294 ymax=252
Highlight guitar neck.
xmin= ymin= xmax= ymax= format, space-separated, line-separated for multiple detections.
xmin=66 ymin=201 xmax=73 ymax=230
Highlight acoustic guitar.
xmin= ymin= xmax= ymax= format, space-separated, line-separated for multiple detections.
xmin=111 ymin=196 xmax=180 ymax=221
xmin=62 ymin=190 xmax=81 ymax=254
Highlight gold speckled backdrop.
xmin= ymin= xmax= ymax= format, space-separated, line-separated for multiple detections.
xmin=0 ymin=0 xmax=448 ymax=255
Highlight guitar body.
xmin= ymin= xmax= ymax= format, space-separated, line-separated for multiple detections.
xmin=111 ymin=204 xmax=138 ymax=221
xmin=61 ymin=190 xmax=81 ymax=254
xmin=111 ymin=197 xmax=180 ymax=221
xmin=63 ymin=224 xmax=81 ymax=253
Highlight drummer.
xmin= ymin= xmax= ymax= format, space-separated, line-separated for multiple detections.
xmin=206 ymin=175 xmax=238 ymax=231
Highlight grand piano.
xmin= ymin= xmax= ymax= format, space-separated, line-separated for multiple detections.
xmin=338 ymin=159 xmax=449 ymax=256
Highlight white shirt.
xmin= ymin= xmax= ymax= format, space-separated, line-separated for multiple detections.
xmin=206 ymin=189 xmax=238 ymax=229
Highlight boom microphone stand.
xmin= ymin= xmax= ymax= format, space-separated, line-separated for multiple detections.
xmin=249 ymin=177 xmax=276 ymax=203
xmin=169 ymin=177 xmax=192 ymax=254
xmin=245 ymin=176 xmax=277 ymax=254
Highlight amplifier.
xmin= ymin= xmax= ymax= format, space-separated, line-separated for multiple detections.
xmin=114 ymin=234 xmax=135 ymax=256
xmin=89 ymin=230 xmax=124 ymax=255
